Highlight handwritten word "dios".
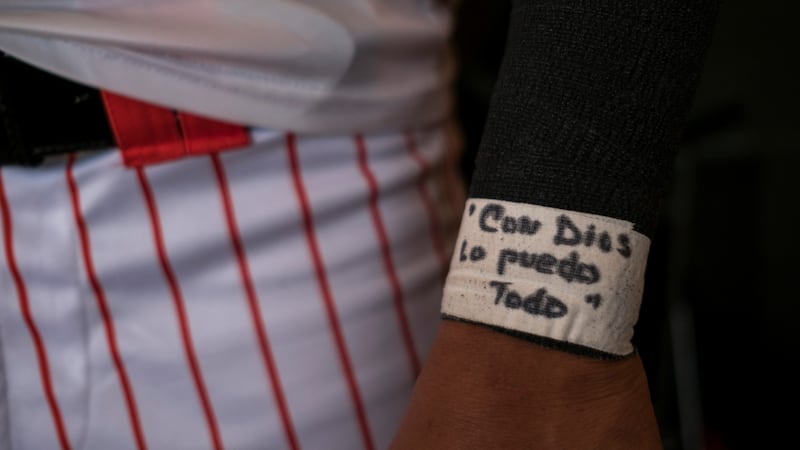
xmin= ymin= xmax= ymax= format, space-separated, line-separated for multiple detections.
xmin=554 ymin=215 xmax=632 ymax=258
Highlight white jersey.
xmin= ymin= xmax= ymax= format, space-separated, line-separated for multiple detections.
xmin=0 ymin=0 xmax=454 ymax=133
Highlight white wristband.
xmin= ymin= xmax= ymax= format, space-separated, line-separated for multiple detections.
xmin=442 ymin=198 xmax=651 ymax=356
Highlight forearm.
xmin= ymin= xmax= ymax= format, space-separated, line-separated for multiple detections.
xmin=393 ymin=0 xmax=718 ymax=447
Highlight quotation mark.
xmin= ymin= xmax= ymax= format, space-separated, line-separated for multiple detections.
xmin=585 ymin=294 xmax=602 ymax=309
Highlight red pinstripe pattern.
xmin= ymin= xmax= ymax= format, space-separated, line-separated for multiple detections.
xmin=0 ymin=171 xmax=72 ymax=450
xmin=285 ymin=133 xmax=376 ymax=450
xmin=354 ymin=135 xmax=421 ymax=378
xmin=135 ymin=167 xmax=224 ymax=450
xmin=65 ymin=156 xmax=148 ymax=450
xmin=404 ymin=131 xmax=449 ymax=279
xmin=209 ymin=153 xmax=300 ymax=450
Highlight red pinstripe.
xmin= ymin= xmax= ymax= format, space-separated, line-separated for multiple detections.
xmin=0 ymin=171 xmax=72 ymax=450
xmin=209 ymin=153 xmax=300 ymax=450
xmin=285 ymin=133 xmax=376 ymax=450
xmin=404 ymin=131 xmax=449 ymax=279
xmin=135 ymin=167 xmax=224 ymax=450
xmin=65 ymin=156 xmax=148 ymax=450
xmin=354 ymin=135 xmax=421 ymax=378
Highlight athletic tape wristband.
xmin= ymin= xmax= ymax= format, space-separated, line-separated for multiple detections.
xmin=442 ymin=199 xmax=649 ymax=358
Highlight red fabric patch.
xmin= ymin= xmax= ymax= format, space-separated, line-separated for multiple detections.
xmin=100 ymin=91 xmax=250 ymax=167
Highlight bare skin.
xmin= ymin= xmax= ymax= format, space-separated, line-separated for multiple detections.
xmin=390 ymin=320 xmax=662 ymax=450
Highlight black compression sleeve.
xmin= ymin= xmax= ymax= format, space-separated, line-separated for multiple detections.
xmin=469 ymin=0 xmax=719 ymax=238
xmin=443 ymin=1 xmax=720 ymax=357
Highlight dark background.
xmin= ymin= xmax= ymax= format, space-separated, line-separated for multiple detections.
xmin=450 ymin=1 xmax=799 ymax=449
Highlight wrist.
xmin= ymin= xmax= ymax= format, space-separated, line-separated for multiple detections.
xmin=391 ymin=320 xmax=661 ymax=450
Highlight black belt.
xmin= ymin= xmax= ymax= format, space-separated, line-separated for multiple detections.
xmin=0 ymin=52 xmax=115 ymax=166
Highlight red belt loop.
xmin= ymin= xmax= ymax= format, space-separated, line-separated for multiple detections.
xmin=176 ymin=112 xmax=251 ymax=156
xmin=100 ymin=91 xmax=251 ymax=167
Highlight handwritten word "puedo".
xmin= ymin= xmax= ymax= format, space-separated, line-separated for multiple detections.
xmin=497 ymin=249 xmax=600 ymax=284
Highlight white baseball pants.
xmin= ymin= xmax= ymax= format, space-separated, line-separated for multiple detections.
xmin=0 ymin=125 xmax=464 ymax=450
